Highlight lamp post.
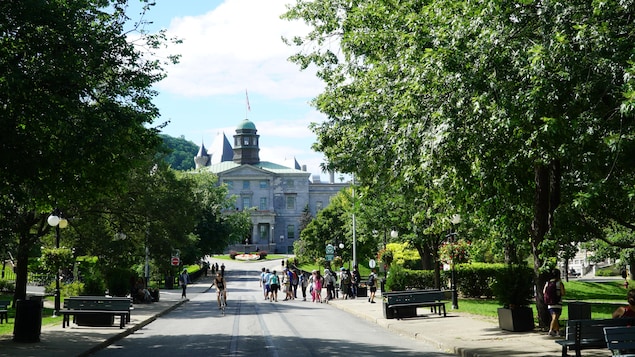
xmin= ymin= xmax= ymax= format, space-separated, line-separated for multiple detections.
xmin=449 ymin=214 xmax=461 ymax=309
xmin=47 ymin=211 xmax=68 ymax=316
xmin=245 ymin=238 xmax=249 ymax=254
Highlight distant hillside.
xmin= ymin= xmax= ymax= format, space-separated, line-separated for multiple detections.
xmin=158 ymin=134 xmax=198 ymax=171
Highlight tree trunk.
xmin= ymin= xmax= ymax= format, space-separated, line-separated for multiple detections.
xmin=14 ymin=232 xmax=32 ymax=303
xmin=533 ymin=162 xmax=561 ymax=329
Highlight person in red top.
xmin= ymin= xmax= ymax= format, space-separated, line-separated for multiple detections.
xmin=613 ymin=289 xmax=635 ymax=318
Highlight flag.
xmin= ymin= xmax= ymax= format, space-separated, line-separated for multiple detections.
xmin=245 ymin=89 xmax=251 ymax=112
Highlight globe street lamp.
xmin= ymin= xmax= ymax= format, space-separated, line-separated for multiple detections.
xmin=47 ymin=211 xmax=68 ymax=316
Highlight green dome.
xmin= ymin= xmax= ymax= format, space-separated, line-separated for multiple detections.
xmin=237 ymin=119 xmax=256 ymax=130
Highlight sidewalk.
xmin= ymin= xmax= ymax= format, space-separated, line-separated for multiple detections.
xmin=0 ymin=279 xmax=212 ymax=357
xmin=328 ymin=295 xmax=611 ymax=357
xmin=0 ymin=278 xmax=613 ymax=357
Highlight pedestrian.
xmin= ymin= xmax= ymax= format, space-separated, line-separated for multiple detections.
xmin=324 ymin=269 xmax=335 ymax=301
xmin=291 ymin=269 xmax=299 ymax=298
xmin=351 ymin=266 xmax=361 ymax=298
xmin=269 ymin=270 xmax=280 ymax=302
xmin=612 ymin=289 xmax=635 ymax=318
xmin=543 ymin=269 xmax=565 ymax=336
xmin=310 ymin=270 xmax=322 ymax=303
xmin=340 ymin=267 xmax=351 ymax=299
xmin=220 ymin=263 xmax=225 ymax=277
xmin=368 ymin=269 xmax=377 ymax=303
xmin=263 ymin=268 xmax=272 ymax=300
xmin=300 ymin=271 xmax=309 ymax=301
xmin=179 ymin=268 xmax=190 ymax=299
xmin=259 ymin=267 xmax=268 ymax=299
xmin=282 ymin=268 xmax=293 ymax=301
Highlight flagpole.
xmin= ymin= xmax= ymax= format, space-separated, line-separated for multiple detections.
xmin=245 ymin=89 xmax=251 ymax=118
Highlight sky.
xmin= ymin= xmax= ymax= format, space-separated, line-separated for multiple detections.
xmin=128 ymin=0 xmax=331 ymax=179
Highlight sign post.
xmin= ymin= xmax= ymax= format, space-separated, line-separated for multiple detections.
xmin=325 ymin=244 xmax=335 ymax=261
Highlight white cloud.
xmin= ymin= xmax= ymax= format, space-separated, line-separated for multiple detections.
xmin=157 ymin=0 xmax=322 ymax=100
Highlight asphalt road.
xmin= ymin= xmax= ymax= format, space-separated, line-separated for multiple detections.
xmin=92 ymin=259 xmax=451 ymax=357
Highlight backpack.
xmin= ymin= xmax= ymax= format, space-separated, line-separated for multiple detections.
xmin=342 ymin=271 xmax=351 ymax=285
xmin=291 ymin=271 xmax=299 ymax=285
xmin=367 ymin=274 xmax=376 ymax=287
xmin=544 ymin=280 xmax=561 ymax=305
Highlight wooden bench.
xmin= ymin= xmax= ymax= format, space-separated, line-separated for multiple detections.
xmin=604 ymin=326 xmax=635 ymax=357
xmin=62 ymin=296 xmax=132 ymax=329
xmin=382 ymin=290 xmax=447 ymax=320
xmin=0 ymin=301 xmax=9 ymax=324
xmin=555 ymin=318 xmax=635 ymax=357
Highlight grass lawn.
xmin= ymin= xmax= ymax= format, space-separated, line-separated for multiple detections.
xmin=0 ymin=296 xmax=62 ymax=336
xmin=447 ymin=279 xmax=630 ymax=323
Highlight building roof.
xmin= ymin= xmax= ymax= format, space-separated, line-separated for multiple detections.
xmin=237 ymin=119 xmax=256 ymax=131
xmin=204 ymin=160 xmax=310 ymax=177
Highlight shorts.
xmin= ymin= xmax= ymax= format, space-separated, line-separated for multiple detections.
xmin=271 ymin=283 xmax=279 ymax=292
xmin=370 ymin=286 xmax=377 ymax=293
xmin=548 ymin=307 xmax=562 ymax=315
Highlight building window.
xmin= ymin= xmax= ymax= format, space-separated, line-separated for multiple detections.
xmin=287 ymin=225 xmax=295 ymax=240
xmin=243 ymin=180 xmax=250 ymax=189
xmin=286 ymin=195 xmax=296 ymax=210
xmin=259 ymin=180 xmax=268 ymax=189
xmin=244 ymin=137 xmax=250 ymax=145
xmin=316 ymin=201 xmax=323 ymax=211
xmin=242 ymin=197 xmax=251 ymax=210
xmin=225 ymin=180 xmax=233 ymax=189
xmin=259 ymin=197 xmax=267 ymax=210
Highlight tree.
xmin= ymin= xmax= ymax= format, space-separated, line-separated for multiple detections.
xmin=284 ymin=1 xmax=635 ymax=328
xmin=0 ymin=0 xmax=177 ymax=302
xmin=159 ymin=134 xmax=198 ymax=171
xmin=187 ymin=171 xmax=251 ymax=255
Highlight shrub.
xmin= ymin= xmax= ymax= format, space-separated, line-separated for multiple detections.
xmin=106 ymin=267 xmax=134 ymax=297
xmin=490 ymin=264 xmax=534 ymax=308
xmin=229 ymin=251 xmax=238 ymax=259
xmin=258 ymin=251 xmax=268 ymax=259
xmin=0 ymin=280 xmax=15 ymax=292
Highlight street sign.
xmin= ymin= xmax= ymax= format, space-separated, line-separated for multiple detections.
xmin=325 ymin=254 xmax=334 ymax=261
xmin=171 ymin=257 xmax=180 ymax=266
xmin=325 ymin=244 xmax=335 ymax=255
xmin=369 ymin=259 xmax=376 ymax=269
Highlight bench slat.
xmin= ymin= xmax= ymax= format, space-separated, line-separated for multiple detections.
xmin=556 ymin=318 xmax=635 ymax=357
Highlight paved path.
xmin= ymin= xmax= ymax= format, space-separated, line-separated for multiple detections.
xmin=0 ymin=273 xmax=615 ymax=357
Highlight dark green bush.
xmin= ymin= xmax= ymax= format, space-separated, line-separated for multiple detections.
xmin=106 ymin=267 xmax=134 ymax=297
xmin=386 ymin=262 xmax=533 ymax=302
xmin=490 ymin=264 xmax=534 ymax=307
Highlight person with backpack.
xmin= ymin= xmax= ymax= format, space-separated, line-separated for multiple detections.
xmin=340 ymin=267 xmax=351 ymax=299
xmin=543 ymin=268 xmax=565 ymax=336
xmin=368 ymin=269 xmax=378 ymax=303
xmin=268 ymin=270 xmax=280 ymax=302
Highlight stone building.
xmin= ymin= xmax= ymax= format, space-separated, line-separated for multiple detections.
xmin=195 ymin=118 xmax=348 ymax=254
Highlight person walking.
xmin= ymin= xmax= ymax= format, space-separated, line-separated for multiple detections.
xmin=212 ymin=272 xmax=228 ymax=308
xmin=368 ymin=269 xmax=378 ymax=303
xmin=324 ymin=269 xmax=336 ymax=301
xmin=300 ymin=271 xmax=309 ymax=301
xmin=269 ymin=270 xmax=280 ymax=302
xmin=613 ymin=289 xmax=635 ymax=318
xmin=340 ymin=267 xmax=351 ymax=300
xmin=543 ymin=268 xmax=565 ymax=336
xmin=179 ymin=268 xmax=190 ymax=299
xmin=351 ymin=266 xmax=361 ymax=298
xmin=259 ymin=267 xmax=268 ymax=300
